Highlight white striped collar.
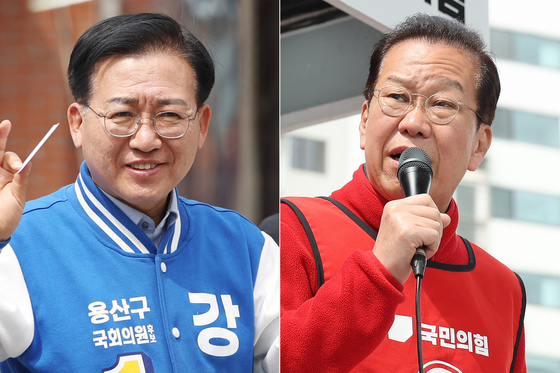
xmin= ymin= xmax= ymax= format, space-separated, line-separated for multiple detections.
xmin=101 ymin=189 xmax=179 ymax=248
xmin=74 ymin=166 xmax=182 ymax=255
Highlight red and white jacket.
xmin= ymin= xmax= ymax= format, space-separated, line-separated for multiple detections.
xmin=281 ymin=165 xmax=526 ymax=373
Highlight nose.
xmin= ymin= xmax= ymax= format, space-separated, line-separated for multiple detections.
xmin=128 ymin=118 xmax=162 ymax=152
xmin=397 ymin=99 xmax=432 ymax=138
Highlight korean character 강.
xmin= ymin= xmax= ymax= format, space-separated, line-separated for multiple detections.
xmin=188 ymin=293 xmax=241 ymax=357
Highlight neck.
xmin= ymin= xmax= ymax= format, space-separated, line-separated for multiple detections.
xmin=128 ymin=195 xmax=170 ymax=226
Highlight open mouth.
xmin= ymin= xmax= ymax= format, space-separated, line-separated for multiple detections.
xmin=390 ymin=153 xmax=401 ymax=161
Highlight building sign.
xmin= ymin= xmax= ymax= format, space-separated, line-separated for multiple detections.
xmin=324 ymin=0 xmax=489 ymax=43
xmin=424 ymin=0 xmax=466 ymax=23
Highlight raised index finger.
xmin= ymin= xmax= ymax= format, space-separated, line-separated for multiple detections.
xmin=0 ymin=120 xmax=12 ymax=160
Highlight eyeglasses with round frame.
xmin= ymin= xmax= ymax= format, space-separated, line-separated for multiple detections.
xmin=84 ymin=105 xmax=198 ymax=139
xmin=372 ymin=85 xmax=483 ymax=125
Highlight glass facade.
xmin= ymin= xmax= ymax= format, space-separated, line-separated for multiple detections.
xmin=493 ymin=108 xmax=559 ymax=148
xmin=519 ymin=272 xmax=560 ymax=308
xmin=527 ymin=355 xmax=560 ymax=373
xmin=491 ymin=187 xmax=560 ymax=226
xmin=491 ymin=29 xmax=560 ymax=70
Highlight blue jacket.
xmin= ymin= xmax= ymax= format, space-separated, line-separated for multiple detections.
xmin=0 ymin=162 xmax=279 ymax=372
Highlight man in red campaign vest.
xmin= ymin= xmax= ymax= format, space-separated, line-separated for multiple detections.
xmin=281 ymin=14 xmax=526 ymax=373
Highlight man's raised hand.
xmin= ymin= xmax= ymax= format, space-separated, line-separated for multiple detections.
xmin=373 ymin=194 xmax=451 ymax=284
xmin=0 ymin=120 xmax=30 ymax=242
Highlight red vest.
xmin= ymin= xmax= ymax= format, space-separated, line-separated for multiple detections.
xmin=283 ymin=196 xmax=526 ymax=373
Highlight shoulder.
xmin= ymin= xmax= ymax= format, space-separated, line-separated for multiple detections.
xmin=470 ymin=242 xmax=524 ymax=292
xmin=12 ymin=184 xmax=76 ymax=250
xmin=471 ymin=242 xmax=514 ymax=272
xmin=22 ymin=184 xmax=74 ymax=216
xmin=281 ymin=196 xmax=339 ymax=220
xmin=178 ymin=196 xmax=256 ymax=226
xmin=178 ymin=196 xmax=264 ymax=242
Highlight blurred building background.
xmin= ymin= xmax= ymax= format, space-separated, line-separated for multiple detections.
xmin=281 ymin=0 xmax=560 ymax=371
xmin=0 ymin=0 xmax=279 ymax=225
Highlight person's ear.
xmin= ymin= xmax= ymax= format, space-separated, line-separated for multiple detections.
xmin=359 ymin=100 xmax=370 ymax=150
xmin=196 ymin=104 xmax=211 ymax=149
xmin=468 ymin=123 xmax=492 ymax=171
xmin=68 ymin=103 xmax=84 ymax=149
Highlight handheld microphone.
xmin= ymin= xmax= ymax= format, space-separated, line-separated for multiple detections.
xmin=397 ymin=147 xmax=433 ymax=278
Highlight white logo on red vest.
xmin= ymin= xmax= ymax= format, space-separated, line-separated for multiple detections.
xmin=388 ymin=314 xmax=490 ymax=357
xmin=423 ymin=360 xmax=463 ymax=372
xmin=388 ymin=314 xmax=413 ymax=342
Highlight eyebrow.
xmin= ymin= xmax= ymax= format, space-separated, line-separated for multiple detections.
xmin=157 ymin=98 xmax=189 ymax=107
xmin=105 ymin=98 xmax=189 ymax=107
xmin=385 ymin=76 xmax=465 ymax=93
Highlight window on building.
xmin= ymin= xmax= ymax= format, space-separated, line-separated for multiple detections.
xmin=455 ymin=185 xmax=476 ymax=241
xmin=491 ymin=29 xmax=560 ymax=69
xmin=527 ymin=355 xmax=560 ymax=373
xmin=291 ymin=137 xmax=326 ymax=172
xmin=493 ymin=108 xmax=559 ymax=147
xmin=526 ymin=355 xmax=560 ymax=373
xmin=518 ymin=272 xmax=560 ymax=309
xmin=491 ymin=187 xmax=560 ymax=226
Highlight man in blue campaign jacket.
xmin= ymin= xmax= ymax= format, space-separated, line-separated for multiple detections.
xmin=0 ymin=13 xmax=279 ymax=373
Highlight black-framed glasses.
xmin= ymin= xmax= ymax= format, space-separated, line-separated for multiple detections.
xmin=85 ymin=106 xmax=198 ymax=139
xmin=373 ymin=85 xmax=482 ymax=125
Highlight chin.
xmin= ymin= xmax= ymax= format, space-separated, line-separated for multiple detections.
xmin=116 ymin=188 xmax=165 ymax=205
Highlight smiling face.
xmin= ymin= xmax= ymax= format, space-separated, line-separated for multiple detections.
xmin=68 ymin=53 xmax=211 ymax=223
xmin=359 ymin=39 xmax=492 ymax=212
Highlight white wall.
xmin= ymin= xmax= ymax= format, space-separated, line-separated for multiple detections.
xmin=281 ymin=113 xmax=364 ymax=197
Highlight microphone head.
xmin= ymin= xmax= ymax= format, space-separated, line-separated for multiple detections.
xmin=397 ymin=147 xmax=432 ymax=180
xmin=397 ymin=147 xmax=433 ymax=197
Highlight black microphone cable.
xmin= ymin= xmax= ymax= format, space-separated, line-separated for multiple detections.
xmin=412 ymin=248 xmax=427 ymax=373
